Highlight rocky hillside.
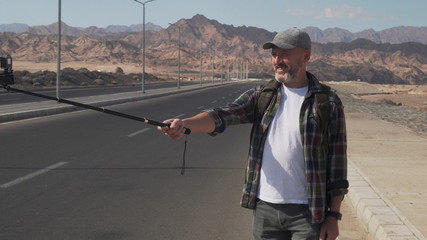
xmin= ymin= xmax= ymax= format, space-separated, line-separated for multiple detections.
xmin=310 ymin=39 xmax=427 ymax=84
xmin=11 ymin=67 xmax=161 ymax=89
xmin=1 ymin=15 xmax=426 ymax=85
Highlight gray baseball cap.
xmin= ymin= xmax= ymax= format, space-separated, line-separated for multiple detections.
xmin=263 ymin=28 xmax=311 ymax=51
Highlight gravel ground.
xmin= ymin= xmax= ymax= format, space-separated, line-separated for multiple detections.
xmin=328 ymin=82 xmax=427 ymax=137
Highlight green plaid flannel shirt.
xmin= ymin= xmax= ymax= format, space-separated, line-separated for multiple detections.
xmin=205 ymin=72 xmax=348 ymax=223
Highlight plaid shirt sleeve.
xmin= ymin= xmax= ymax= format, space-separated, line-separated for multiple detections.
xmin=203 ymin=86 xmax=261 ymax=135
xmin=327 ymin=93 xmax=348 ymax=197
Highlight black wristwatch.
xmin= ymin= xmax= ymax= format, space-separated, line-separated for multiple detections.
xmin=327 ymin=211 xmax=342 ymax=220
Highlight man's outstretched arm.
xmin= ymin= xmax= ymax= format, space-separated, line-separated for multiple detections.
xmin=158 ymin=112 xmax=216 ymax=140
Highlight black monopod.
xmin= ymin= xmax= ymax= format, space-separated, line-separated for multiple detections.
xmin=1 ymin=85 xmax=191 ymax=135
xmin=1 ymin=56 xmax=190 ymax=173
xmin=0 ymin=55 xmax=190 ymax=134
xmin=2 ymin=85 xmax=191 ymax=175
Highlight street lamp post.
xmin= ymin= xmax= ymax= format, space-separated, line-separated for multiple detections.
xmin=211 ymin=47 xmax=214 ymax=84
xmin=199 ymin=34 xmax=209 ymax=86
xmin=134 ymin=0 xmax=155 ymax=93
xmin=56 ymin=0 xmax=61 ymax=99
xmin=168 ymin=23 xmax=181 ymax=89
xmin=200 ymin=38 xmax=203 ymax=86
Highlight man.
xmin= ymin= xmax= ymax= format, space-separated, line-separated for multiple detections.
xmin=159 ymin=28 xmax=348 ymax=240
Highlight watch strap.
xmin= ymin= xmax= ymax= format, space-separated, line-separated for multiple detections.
xmin=327 ymin=211 xmax=342 ymax=220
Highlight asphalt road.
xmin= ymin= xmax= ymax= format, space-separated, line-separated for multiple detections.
xmin=0 ymin=82 xmax=261 ymax=240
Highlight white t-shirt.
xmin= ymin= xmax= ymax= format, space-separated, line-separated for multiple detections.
xmin=258 ymin=84 xmax=309 ymax=204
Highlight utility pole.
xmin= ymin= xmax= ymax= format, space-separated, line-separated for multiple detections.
xmin=56 ymin=0 xmax=61 ymax=99
xmin=134 ymin=0 xmax=156 ymax=93
xmin=211 ymin=47 xmax=214 ymax=84
xmin=168 ymin=23 xmax=182 ymax=89
xmin=200 ymin=37 xmax=203 ymax=86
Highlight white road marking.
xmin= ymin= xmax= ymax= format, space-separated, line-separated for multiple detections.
xmin=197 ymin=106 xmax=205 ymax=110
xmin=128 ymin=128 xmax=151 ymax=137
xmin=173 ymin=113 xmax=186 ymax=118
xmin=0 ymin=161 xmax=68 ymax=188
xmin=211 ymin=100 xmax=217 ymax=104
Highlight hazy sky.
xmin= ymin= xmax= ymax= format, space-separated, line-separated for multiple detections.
xmin=1 ymin=0 xmax=425 ymax=33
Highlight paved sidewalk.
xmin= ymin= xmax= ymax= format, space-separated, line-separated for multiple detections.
xmin=1 ymin=83 xmax=425 ymax=239
xmin=346 ymin=111 xmax=426 ymax=240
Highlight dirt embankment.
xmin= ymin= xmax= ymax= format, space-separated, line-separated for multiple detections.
xmin=327 ymin=81 xmax=427 ymax=136
xmin=358 ymin=84 xmax=427 ymax=112
xmin=10 ymin=67 xmax=169 ymax=90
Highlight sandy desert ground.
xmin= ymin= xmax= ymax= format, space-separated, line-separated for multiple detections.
xmin=360 ymin=84 xmax=427 ymax=112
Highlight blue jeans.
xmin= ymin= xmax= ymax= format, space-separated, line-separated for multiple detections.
xmin=253 ymin=199 xmax=320 ymax=240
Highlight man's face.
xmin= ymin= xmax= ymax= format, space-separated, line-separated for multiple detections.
xmin=271 ymin=46 xmax=308 ymax=84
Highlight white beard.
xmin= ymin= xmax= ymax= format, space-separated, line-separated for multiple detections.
xmin=275 ymin=71 xmax=297 ymax=84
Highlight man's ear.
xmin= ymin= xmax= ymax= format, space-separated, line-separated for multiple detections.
xmin=304 ymin=50 xmax=311 ymax=63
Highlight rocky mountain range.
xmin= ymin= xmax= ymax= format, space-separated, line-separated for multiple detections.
xmin=304 ymin=26 xmax=427 ymax=45
xmin=0 ymin=22 xmax=163 ymax=35
xmin=2 ymin=20 xmax=426 ymax=44
xmin=1 ymin=14 xmax=426 ymax=85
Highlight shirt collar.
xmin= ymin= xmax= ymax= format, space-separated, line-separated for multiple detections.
xmin=306 ymin=71 xmax=327 ymax=94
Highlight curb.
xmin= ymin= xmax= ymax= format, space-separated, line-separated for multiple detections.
xmin=348 ymin=161 xmax=425 ymax=240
